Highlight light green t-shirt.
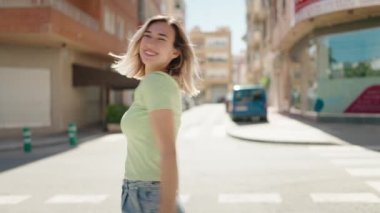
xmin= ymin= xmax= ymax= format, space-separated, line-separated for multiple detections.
xmin=120 ymin=71 xmax=182 ymax=181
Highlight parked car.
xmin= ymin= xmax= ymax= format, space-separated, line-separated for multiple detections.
xmin=226 ymin=85 xmax=267 ymax=122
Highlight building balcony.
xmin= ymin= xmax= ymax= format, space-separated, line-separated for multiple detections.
xmin=0 ymin=0 xmax=128 ymax=55
xmin=248 ymin=30 xmax=262 ymax=50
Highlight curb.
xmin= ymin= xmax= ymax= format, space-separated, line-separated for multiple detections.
xmin=0 ymin=133 xmax=105 ymax=152
xmin=226 ymin=129 xmax=343 ymax=146
xmin=224 ymin=114 xmax=348 ymax=146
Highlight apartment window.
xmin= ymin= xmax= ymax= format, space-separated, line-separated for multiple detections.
xmin=206 ymin=68 xmax=229 ymax=79
xmin=104 ymin=6 xmax=115 ymax=35
xmin=207 ymin=53 xmax=228 ymax=63
xmin=116 ymin=16 xmax=125 ymax=40
xmin=206 ymin=37 xmax=228 ymax=48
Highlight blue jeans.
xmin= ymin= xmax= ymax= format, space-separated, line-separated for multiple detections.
xmin=121 ymin=180 xmax=185 ymax=213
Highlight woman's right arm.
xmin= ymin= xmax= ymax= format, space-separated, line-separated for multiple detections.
xmin=149 ymin=109 xmax=178 ymax=213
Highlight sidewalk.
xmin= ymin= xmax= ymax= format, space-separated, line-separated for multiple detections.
xmin=0 ymin=127 xmax=106 ymax=152
xmin=226 ymin=108 xmax=380 ymax=147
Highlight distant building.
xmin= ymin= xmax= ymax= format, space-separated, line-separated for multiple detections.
xmin=190 ymin=27 xmax=232 ymax=103
xmin=245 ymin=0 xmax=267 ymax=85
xmin=162 ymin=0 xmax=186 ymax=25
xmin=247 ymin=0 xmax=380 ymax=121
xmin=233 ymin=50 xmax=248 ymax=85
xmin=0 ymin=0 xmax=139 ymax=137
xmin=138 ymin=0 xmax=162 ymax=24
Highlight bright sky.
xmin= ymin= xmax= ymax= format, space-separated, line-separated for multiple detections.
xmin=184 ymin=0 xmax=247 ymax=55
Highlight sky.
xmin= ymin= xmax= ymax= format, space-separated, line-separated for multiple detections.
xmin=184 ymin=0 xmax=247 ymax=55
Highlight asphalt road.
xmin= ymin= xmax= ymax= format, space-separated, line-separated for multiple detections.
xmin=1 ymin=104 xmax=380 ymax=213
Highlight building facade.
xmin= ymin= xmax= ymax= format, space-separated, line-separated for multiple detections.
xmin=247 ymin=0 xmax=380 ymax=121
xmin=0 ymin=0 xmax=140 ymax=137
xmin=162 ymin=0 xmax=186 ymax=25
xmin=190 ymin=27 xmax=232 ymax=103
xmin=138 ymin=0 xmax=162 ymax=24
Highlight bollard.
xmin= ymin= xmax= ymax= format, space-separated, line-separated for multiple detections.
xmin=68 ymin=122 xmax=77 ymax=146
xmin=22 ymin=127 xmax=32 ymax=153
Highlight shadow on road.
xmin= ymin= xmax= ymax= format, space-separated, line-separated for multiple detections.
xmin=0 ymin=127 xmax=106 ymax=173
xmin=282 ymin=112 xmax=380 ymax=152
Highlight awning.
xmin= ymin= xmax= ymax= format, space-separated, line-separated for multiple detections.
xmin=72 ymin=64 xmax=139 ymax=90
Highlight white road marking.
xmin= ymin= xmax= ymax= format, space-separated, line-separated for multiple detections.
xmin=308 ymin=146 xmax=365 ymax=152
xmin=345 ymin=168 xmax=380 ymax=177
xmin=0 ymin=195 xmax=30 ymax=205
xmin=218 ymin=193 xmax=282 ymax=204
xmin=367 ymin=181 xmax=380 ymax=193
xmin=179 ymin=194 xmax=190 ymax=203
xmin=45 ymin=194 xmax=108 ymax=204
xmin=310 ymin=193 xmax=380 ymax=203
xmin=212 ymin=125 xmax=226 ymax=138
xmin=180 ymin=126 xmax=201 ymax=140
xmin=331 ymin=159 xmax=380 ymax=166
xmin=319 ymin=152 xmax=379 ymax=158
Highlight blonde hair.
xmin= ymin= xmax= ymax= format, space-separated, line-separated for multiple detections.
xmin=111 ymin=15 xmax=200 ymax=97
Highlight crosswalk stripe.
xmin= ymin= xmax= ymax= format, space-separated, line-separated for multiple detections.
xmin=212 ymin=125 xmax=226 ymax=138
xmin=180 ymin=126 xmax=201 ymax=140
xmin=179 ymin=194 xmax=190 ymax=203
xmin=0 ymin=195 xmax=30 ymax=205
xmin=308 ymin=146 xmax=365 ymax=152
xmin=331 ymin=159 xmax=380 ymax=166
xmin=310 ymin=193 xmax=380 ymax=203
xmin=345 ymin=168 xmax=380 ymax=177
xmin=319 ymin=152 xmax=379 ymax=157
xmin=218 ymin=193 xmax=282 ymax=204
xmin=45 ymin=195 xmax=108 ymax=204
xmin=367 ymin=181 xmax=380 ymax=193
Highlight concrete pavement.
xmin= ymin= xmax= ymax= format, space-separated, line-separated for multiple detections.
xmin=226 ymin=108 xmax=380 ymax=147
xmin=1 ymin=105 xmax=379 ymax=152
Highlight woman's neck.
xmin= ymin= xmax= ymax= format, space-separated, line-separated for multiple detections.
xmin=145 ymin=65 xmax=167 ymax=75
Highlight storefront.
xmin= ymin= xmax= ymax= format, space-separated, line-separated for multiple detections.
xmin=283 ymin=0 xmax=380 ymax=119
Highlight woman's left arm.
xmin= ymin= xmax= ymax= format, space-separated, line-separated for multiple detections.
xmin=150 ymin=109 xmax=178 ymax=213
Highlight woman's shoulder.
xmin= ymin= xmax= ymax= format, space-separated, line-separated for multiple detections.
xmin=143 ymin=71 xmax=179 ymax=89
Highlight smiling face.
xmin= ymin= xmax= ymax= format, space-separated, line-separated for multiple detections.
xmin=139 ymin=21 xmax=180 ymax=73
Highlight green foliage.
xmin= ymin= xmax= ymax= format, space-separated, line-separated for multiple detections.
xmin=260 ymin=76 xmax=271 ymax=89
xmin=106 ymin=104 xmax=129 ymax=124
xmin=343 ymin=62 xmax=380 ymax=78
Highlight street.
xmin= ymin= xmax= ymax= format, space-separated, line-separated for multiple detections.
xmin=1 ymin=104 xmax=380 ymax=213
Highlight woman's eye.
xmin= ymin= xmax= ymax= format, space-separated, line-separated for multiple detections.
xmin=143 ymin=34 xmax=151 ymax=38
xmin=158 ymin=38 xmax=166 ymax=41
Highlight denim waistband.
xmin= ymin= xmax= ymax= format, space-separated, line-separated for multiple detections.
xmin=123 ymin=179 xmax=160 ymax=189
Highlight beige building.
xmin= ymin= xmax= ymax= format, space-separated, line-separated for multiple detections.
xmin=190 ymin=27 xmax=232 ymax=103
xmin=232 ymin=50 xmax=248 ymax=85
xmin=245 ymin=0 xmax=267 ymax=85
xmin=162 ymin=0 xmax=186 ymax=25
xmin=247 ymin=0 xmax=380 ymax=121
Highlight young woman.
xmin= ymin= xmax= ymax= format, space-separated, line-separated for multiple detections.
xmin=112 ymin=15 xmax=199 ymax=213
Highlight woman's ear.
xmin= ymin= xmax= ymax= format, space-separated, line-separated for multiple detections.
xmin=171 ymin=48 xmax=180 ymax=60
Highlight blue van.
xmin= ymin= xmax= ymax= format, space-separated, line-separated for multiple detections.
xmin=226 ymin=85 xmax=267 ymax=122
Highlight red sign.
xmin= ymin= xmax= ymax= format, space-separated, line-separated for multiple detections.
xmin=295 ymin=0 xmax=320 ymax=13
xmin=345 ymin=85 xmax=380 ymax=113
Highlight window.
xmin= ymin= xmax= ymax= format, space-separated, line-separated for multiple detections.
xmin=104 ymin=6 xmax=115 ymax=35
xmin=206 ymin=68 xmax=229 ymax=79
xmin=116 ymin=16 xmax=125 ymax=40
xmin=319 ymin=27 xmax=380 ymax=79
xmin=206 ymin=53 xmax=228 ymax=63
xmin=206 ymin=37 xmax=228 ymax=48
